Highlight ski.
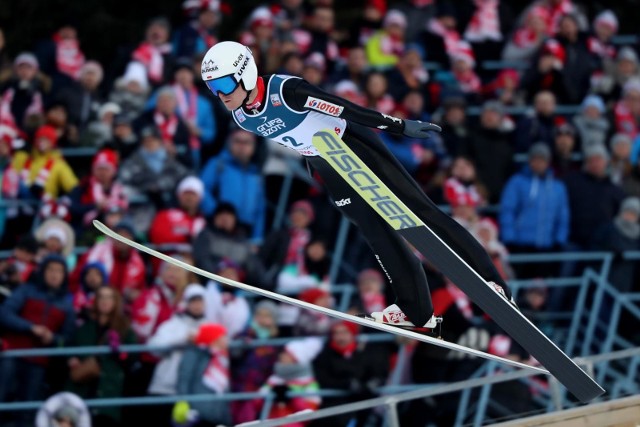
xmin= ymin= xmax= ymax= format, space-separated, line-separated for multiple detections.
xmin=93 ymin=220 xmax=547 ymax=374
xmin=311 ymin=129 xmax=605 ymax=402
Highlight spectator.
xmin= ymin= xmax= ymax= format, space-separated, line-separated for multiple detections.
xmin=272 ymin=0 xmax=306 ymax=37
xmin=499 ymin=143 xmax=570 ymax=278
xmin=394 ymin=0 xmax=437 ymax=43
xmin=34 ymin=217 xmax=76 ymax=268
xmin=42 ymin=101 xmax=80 ymax=147
xmin=419 ymin=2 xmax=461 ymax=69
xmin=519 ymin=40 xmax=570 ymax=103
xmin=149 ymin=175 xmax=205 ymax=247
xmin=11 ymin=124 xmax=78 ymax=199
xmin=386 ymin=47 xmax=429 ymax=103
xmin=301 ymin=53 xmax=327 ymax=88
xmin=239 ymin=7 xmax=281 ymax=74
xmin=130 ymin=17 xmax=175 ymax=86
xmin=203 ymin=259 xmax=251 ymax=338
xmin=312 ymin=321 xmax=390 ymax=427
xmin=146 ymin=60 xmax=217 ymax=167
xmin=109 ymin=114 xmax=139 ymax=160
xmin=0 ymin=53 xmax=47 ymax=131
xmin=460 ymin=0 xmax=514 ymax=63
xmin=482 ymin=69 xmax=525 ymax=107
xmin=0 ymin=128 xmax=30 ymax=243
xmin=193 ymin=202 xmax=265 ymax=286
xmin=0 ymin=235 xmax=39 ymax=298
xmin=447 ymin=41 xmax=482 ymax=103
xmin=119 ymin=126 xmax=189 ymax=209
xmin=133 ymin=86 xmax=192 ymax=167
xmin=365 ymin=9 xmax=407 ymax=68
xmin=260 ymin=338 xmax=323 ymax=425
xmin=363 ymin=71 xmax=395 ymax=115
xmin=333 ymin=80 xmax=366 ymax=107
xmin=610 ymin=134 xmax=633 ymax=186
xmin=130 ymin=257 xmax=194 ymax=343
xmin=329 ymin=46 xmax=369 ymax=90
xmin=260 ymin=200 xmax=315 ymax=289
xmin=69 ymin=149 xmax=128 ymax=231
xmin=551 ymin=122 xmax=580 ymax=177
xmin=563 ymin=144 xmax=626 ymax=249
xmin=347 ymin=268 xmax=387 ymax=316
xmin=572 ymin=95 xmax=609 ymax=152
xmin=71 ymin=261 xmax=108 ymax=324
xmin=553 ymin=13 xmax=598 ymax=104
xmin=66 ymin=287 xmax=137 ymax=426
xmin=278 ymin=51 xmax=304 ymax=77
xmin=35 ymin=392 xmax=91 ymax=427
xmin=438 ymin=96 xmax=470 ymax=158
xmin=146 ymin=284 xmax=208 ymax=427
xmin=293 ymin=6 xmax=339 ymax=69
xmin=587 ymin=10 xmax=618 ymax=64
xmin=0 ymin=255 xmax=75 ymax=424
xmin=82 ymin=102 xmax=122 ymax=147
xmin=108 ymin=62 xmax=150 ymax=121
xmin=200 ymin=129 xmax=266 ymax=244
xmin=174 ymin=323 xmax=231 ymax=427
xmin=35 ymin=25 xmax=86 ymax=83
xmin=613 ymin=78 xmax=640 ymax=139
xmin=593 ymin=47 xmax=640 ymax=103
xmin=74 ymin=222 xmax=146 ymax=302
xmin=294 ymin=287 xmax=332 ymax=337
xmin=591 ymin=197 xmax=640 ymax=293
xmin=348 ymin=0 xmax=385 ymax=47
xmin=516 ymin=0 xmax=585 ymax=36
xmin=473 ymin=218 xmax=513 ymax=281
xmin=502 ymin=5 xmax=548 ymax=62
xmin=443 ymin=155 xmax=487 ymax=212
xmin=515 ymin=90 xmax=558 ymax=153
xmin=462 ymin=100 xmax=514 ymax=203
xmin=231 ymin=300 xmax=280 ymax=424
xmin=276 ymin=237 xmax=330 ymax=295
xmin=173 ymin=1 xmax=220 ymax=58
xmin=55 ymin=61 xmax=104 ymax=131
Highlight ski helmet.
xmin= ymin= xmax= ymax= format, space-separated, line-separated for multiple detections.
xmin=201 ymin=41 xmax=258 ymax=96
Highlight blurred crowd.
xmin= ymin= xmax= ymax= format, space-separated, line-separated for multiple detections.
xmin=1 ymin=0 xmax=640 ymax=426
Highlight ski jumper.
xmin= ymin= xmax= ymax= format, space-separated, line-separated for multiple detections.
xmin=233 ymin=75 xmax=507 ymax=326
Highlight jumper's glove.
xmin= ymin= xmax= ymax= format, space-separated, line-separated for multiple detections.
xmin=402 ymin=119 xmax=442 ymax=138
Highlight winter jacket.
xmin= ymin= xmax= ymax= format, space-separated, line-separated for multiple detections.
xmin=461 ymin=125 xmax=515 ymax=203
xmin=365 ymin=30 xmax=401 ymax=68
xmin=132 ymin=110 xmax=193 ymax=167
xmin=176 ymin=345 xmax=232 ymax=425
xmin=0 ymin=255 xmax=75 ymax=365
xmin=200 ymin=149 xmax=266 ymax=243
xmin=130 ymin=284 xmax=176 ymax=343
xmin=66 ymin=319 xmax=137 ymax=422
xmin=379 ymin=131 xmax=449 ymax=176
xmin=573 ymin=115 xmax=609 ymax=153
xmin=147 ymin=312 xmax=208 ymax=395
xmin=11 ymin=149 xmax=79 ymax=198
xmin=149 ymin=208 xmax=205 ymax=245
xmin=563 ymin=171 xmax=627 ymax=247
xmin=204 ymin=281 xmax=250 ymax=338
xmin=514 ymin=113 xmax=557 ymax=154
xmin=118 ymin=147 xmax=189 ymax=197
xmin=591 ymin=220 xmax=640 ymax=293
xmin=555 ymin=34 xmax=599 ymax=104
xmin=499 ymin=166 xmax=570 ymax=249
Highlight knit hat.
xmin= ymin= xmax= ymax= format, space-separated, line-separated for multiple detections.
xmin=92 ymin=149 xmax=119 ymax=171
xmin=98 ymin=102 xmax=121 ymax=120
xmin=285 ymin=338 xmax=323 ymax=364
xmin=581 ymin=95 xmax=605 ymax=114
xmin=584 ymin=144 xmax=610 ymax=160
xmin=14 ymin=52 xmax=38 ymax=69
xmin=176 ymin=176 xmax=204 ymax=198
xmin=610 ymin=133 xmax=632 ymax=149
xmin=299 ymin=287 xmax=330 ymax=304
xmin=254 ymin=299 xmax=278 ymax=320
xmin=620 ymin=197 xmax=640 ymax=216
xmin=332 ymin=320 xmax=359 ymax=336
xmin=183 ymin=283 xmax=206 ymax=302
xmin=481 ymin=99 xmax=504 ymax=116
xmin=216 ymin=258 xmax=244 ymax=281
xmin=304 ymin=52 xmax=326 ymax=72
xmin=249 ymin=6 xmax=274 ymax=29
xmin=113 ymin=220 xmax=136 ymax=237
xmin=122 ymin=61 xmax=149 ymax=91
xmin=290 ymin=200 xmax=315 ymax=221
xmin=213 ymin=202 xmax=237 ymax=217
xmin=554 ymin=122 xmax=575 ymax=136
xmin=617 ymin=46 xmax=638 ymax=64
xmin=53 ymin=405 xmax=80 ymax=424
xmin=34 ymin=125 xmax=58 ymax=146
xmin=80 ymin=60 xmax=104 ymax=82
xmin=450 ymin=41 xmax=475 ymax=67
xmin=194 ymin=323 xmax=227 ymax=346
xmin=43 ymin=227 xmax=68 ymax=245
xmin=594 ymin=10 xmax=618 ymax=32
xmin=528 ymin=143 xmax=551 ymax=160
xmin=383 ymin=9 xmax=407 ymax=28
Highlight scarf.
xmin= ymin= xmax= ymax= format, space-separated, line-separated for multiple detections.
xmin=132 ymin=42 xmax=171 ymax=83
xmin=427 ymin=19 xmax=461 ymax=57
xmin=86 ymin=239 xmax=146 ymax=292
xmin=614 ymin=216 xmax=640 ymax=239
xmin=53 ymin=32 xmax=86 ymax=79
xmin=80 ymin=177 xmax=128 ymax=225
xmin=454 ymin=69 xmax=482 ymax=93
xmin=154 ymin=111 xmax=178 ymax=143
xmin=193 ymin=22 xmax=217 ymax=49
xmin=330 ymin=340 xmax=357 ymax=358
xmin=0 ymin=87 xmax=43 ymax=127
xmin=444 ymin=177 xmax=483 ymax=207
xmin=614 ymin=100 xmax=639 ymax=139
xmin=142 ymin=147 xmax=167 ymax=174
xmin=172 ymin=84 xmax=201 ymax=151
xmin=21 ymin=155 xmax=56 ymax=190
xmin=587 ymin=36 xmax=616 ymax=60
xmin=1 ymin=163 xmax=20 ymax=199
xmin=285 ymin=228 xmax=310 ymax=269
xmin=464 ymin=0 xmax=502 ymax=42
xmin=202 ymin=348 xmax=230 ymax=394
xmin=546 ymin=0 xmax=574 ymax=34
xmin=379 ymin=32 xmax=405 ymax=57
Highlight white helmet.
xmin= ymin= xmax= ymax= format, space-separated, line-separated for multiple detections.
xmin=201 ymin=41 xmax=258 ymax=95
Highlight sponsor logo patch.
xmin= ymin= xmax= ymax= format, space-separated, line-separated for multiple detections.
xmin=335 ymin=198 xmax=351 ymax=207
xmin=257 ymin=118 xmax=287 ymax=136
xmin=234 ymin=109 xmax=246 ymax=123
xmin=304 ymin=96 xmax=344 ymax=117
xmin=201 ymin=59 xmax=218 ymax=75
xmin=270 ymin=94 xmax=282 ymax=106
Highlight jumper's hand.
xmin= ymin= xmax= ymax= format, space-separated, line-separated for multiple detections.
xmin=403 ymin=120 xmax=442 ymax=138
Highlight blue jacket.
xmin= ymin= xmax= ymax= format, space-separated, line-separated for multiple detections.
xmin=379 ymin=132 xmax=449 ymax=175
xmin=200 ymin=149 xmax=266 ymax=243
xmin=499 ymin=166 xmax=570 ymax=248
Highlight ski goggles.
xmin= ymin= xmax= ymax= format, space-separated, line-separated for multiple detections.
xmin=205 ymin=75 xmax=239 ymax=96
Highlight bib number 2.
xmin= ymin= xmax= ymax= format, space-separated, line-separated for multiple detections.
xmin=282 ymin=136 xmax=303 ymax=147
